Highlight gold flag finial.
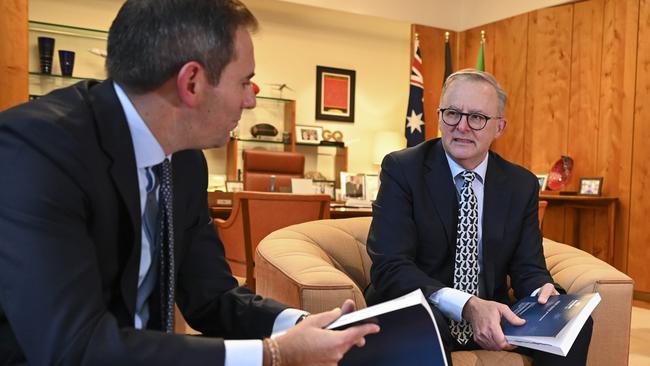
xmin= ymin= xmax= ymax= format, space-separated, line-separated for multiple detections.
xmin=445 ymin=31 xmax=450 ymax=42
xmin=480 ymin=30 xmax=486 ymax=43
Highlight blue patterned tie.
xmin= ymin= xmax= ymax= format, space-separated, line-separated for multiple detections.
xmin=450 ymin=170 xmax=479 ymax=344
xmin=135 ymin=166 xmax=160 ymax=328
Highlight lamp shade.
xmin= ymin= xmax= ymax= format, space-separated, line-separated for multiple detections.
xmin=373 ymin=131 xmax=404 ymax=165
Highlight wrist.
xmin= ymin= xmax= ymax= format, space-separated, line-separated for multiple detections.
xmin=263 ymin=337 xmax=282 ymax=366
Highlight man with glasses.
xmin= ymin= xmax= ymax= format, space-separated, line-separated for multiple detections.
xmin=365 ymin=69 xmax=592 ymax=365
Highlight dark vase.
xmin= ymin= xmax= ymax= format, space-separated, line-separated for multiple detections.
xmin=38 ymin=37 xmax=55 ymax=74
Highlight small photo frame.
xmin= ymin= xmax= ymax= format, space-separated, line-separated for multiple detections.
xmin=364 ymin=174 xmax=380 ymax=201
xmin=225 ymin=180 xmax=243 ymax=193
xmin=313 ymin=180 xmax=336 ymax=199
xmin=340 ymin=172 xmax=365 ymax=200
xmin=579 ymin=177 xmax=603 ymax=196
xmin=316 ymin=65 xmax=356 ymax=122
xmin=296 ymin=125 xmax=323 ymax=144
xmin=536 ymin=174 xmax=548 ymax=191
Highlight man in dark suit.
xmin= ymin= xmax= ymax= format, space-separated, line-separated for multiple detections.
xmin=365 ymin=69 xmax=592 ymax=365
xmin=0 ymin=0 xmax=377 ymax=365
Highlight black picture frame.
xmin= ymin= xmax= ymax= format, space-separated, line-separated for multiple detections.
xmin=315 ymin=65 xmax=355 ymax=122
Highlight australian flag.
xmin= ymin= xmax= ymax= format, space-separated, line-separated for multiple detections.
xmin=405 ymin=36 xmax=425 ymax=147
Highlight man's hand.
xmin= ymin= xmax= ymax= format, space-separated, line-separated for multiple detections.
xmin=462 ymin=296 xmax=525 ymax=351
xmin=536 ymin=283 xmax=560 ymax=304
xmin=274 ymin=300 xmax=380 ymax=366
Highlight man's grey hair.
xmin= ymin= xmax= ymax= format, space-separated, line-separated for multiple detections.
xmin=441 ymin=68 xmax=507 ymax=115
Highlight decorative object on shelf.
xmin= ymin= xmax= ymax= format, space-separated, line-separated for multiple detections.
xmin=250 ymin=123 xmax=278 ymax=138
xmin=579 ymin=177 xmax=603 ymax=196
xmin=547 ymin=156 xmax=574 ymax=191
xmin=364 ymin=174 xmax=380 ymax=201
xmin=296 ymin=125 xmax=323 ymax=144
xmin=38 ymin=37 xmax=55 ymax=74
xmin=316 ymin=66 xmax=356 ymax=122
xmin=305 ymin=171 xmax=327 ymax=181
xmin=282 ymin=131 xmax=291 ymax=144
xmin=536 ymin=174 xmax=548 ymax=191
xmin=320 ymin=129 xmax=345 ymax=147
xmin=58 ymin=50 xmax=75 ymax=77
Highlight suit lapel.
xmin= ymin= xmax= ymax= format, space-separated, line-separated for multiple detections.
xmin=424 ymin=140 xmax=457 ymax=248
xmin=88 ymin=80 xmax=141 ymax=318
xmin=481 ymin=152 xmax=510 ymax=298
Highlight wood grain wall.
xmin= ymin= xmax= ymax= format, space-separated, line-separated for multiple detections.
xmin=0 ymin=0 xmax=28 ymax=111
xmin=417 ymin=0 xmax=650 ymax=293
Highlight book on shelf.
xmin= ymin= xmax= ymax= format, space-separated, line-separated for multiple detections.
xmin=502 ymin=292 xmax=601 ymax=356
xmin=326 ymin=289 xmax=448 ymax=366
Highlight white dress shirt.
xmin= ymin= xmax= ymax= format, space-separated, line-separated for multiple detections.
xmin=113 ymin=82 xmax=305 ymax=365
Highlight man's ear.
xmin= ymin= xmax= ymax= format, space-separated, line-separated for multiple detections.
xmin=495 ymin=118 xmax=507 ymax=138
xmin=176 ymin=61 xmax=205 ymax=108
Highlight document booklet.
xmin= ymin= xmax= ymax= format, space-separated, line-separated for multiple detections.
xmin=326 ymin=289 xmax=448 ymax=366
xmin=502 ymin=292 xmax=601 ymax=356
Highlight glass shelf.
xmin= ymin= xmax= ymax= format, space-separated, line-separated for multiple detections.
xmin=28 ymin=20 xmax=108 ymax=96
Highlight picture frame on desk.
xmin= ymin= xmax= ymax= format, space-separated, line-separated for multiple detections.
xmin=340 ymin=172 xmax=365 ymax=200
xmin=536 ymin=174 xmax=548 ymax=191
xmin=579 ymin=177 xmax=603 ymax=196
xmin=364 ymin=174 xmax=380 ymax=201
xmin=315 ymin=66 xmax=355 ymax=122
xmin=225 ymin=180 xmax=243 ymax=193
xmin=296 ymin=125 xmax=322 ymax=144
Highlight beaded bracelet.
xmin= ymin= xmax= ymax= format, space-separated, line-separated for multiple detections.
xmin=264 ymin=337 xmax=282 ymax=366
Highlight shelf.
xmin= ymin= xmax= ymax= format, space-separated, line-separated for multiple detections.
xmin=28 ymin=20 xmax=108 ymax=95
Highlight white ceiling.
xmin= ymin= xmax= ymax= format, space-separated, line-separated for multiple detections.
xmin=277 ymin=0 xmax=578 ymax=31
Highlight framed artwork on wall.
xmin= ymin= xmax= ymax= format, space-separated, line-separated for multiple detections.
xmin=315 ymin=65 xmax=356 ymax=122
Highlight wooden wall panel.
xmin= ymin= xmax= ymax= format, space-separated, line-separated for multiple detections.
xmin=629 ymin=0 xmax=650 ymax=292
xmin=525 ymin=6 xmax=574 ymax=242
xmin=569 ymin=0 xmax=605 ymax=257
xmin=414 ymin=24 xmax=455 ymax=140
xmin=457 ymin=24 xmax=496 ymax=72
xmin=598 ymin=0 xmax=639 ymax=271
xmin=491 ymin=14 xmax=529 ymax=166
xmin=0 ymin=0 xmax=28 ymax=111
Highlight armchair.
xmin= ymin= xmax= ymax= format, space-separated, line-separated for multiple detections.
xmin=255 ymin=217 xmax=633 ymax=366
xmin=243 ymin=149 xmax=304 ymax=192
xmin=215 ymin=191 xmax=330 ymax=290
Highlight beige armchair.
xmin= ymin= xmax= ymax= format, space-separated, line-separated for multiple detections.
xmin=255 ymin=217 xmax=633 ymax=366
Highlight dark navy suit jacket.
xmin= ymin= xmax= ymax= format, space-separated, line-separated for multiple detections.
xmin=366 ymin=139 xmax=558 ymax=306
xmin=0 ymin=80 xmax=285 ymax=365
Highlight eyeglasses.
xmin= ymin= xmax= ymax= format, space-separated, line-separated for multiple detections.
xmin=438 ymin=108 xmax=501 ymax=131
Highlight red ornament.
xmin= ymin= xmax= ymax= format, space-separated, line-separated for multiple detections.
xmin=547 ymin=156 xmax=574 ymax=191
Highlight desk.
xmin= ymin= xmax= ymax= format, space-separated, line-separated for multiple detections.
xmin=210 ymin=205 xmax=373 ymax=221
xmin=539 ymin=194 xmax=617 ymax=264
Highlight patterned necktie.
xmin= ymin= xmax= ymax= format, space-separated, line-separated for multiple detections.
xmin=158 ymin=158 xmax=176 ymax=333
xmin=449 ymin=170 xmax=479 ymax=344
xmin=135 ymin=166 xmax=161 ymax=329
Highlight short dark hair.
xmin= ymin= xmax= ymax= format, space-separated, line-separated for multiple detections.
xmin=106 ymin=0 xmax=257 ymax=93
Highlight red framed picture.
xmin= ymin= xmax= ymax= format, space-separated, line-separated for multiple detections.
xmin=316 ymin=66 xmax=355 ymax=122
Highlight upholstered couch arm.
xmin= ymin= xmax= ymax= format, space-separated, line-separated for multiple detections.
xmin=255 ymin=218 xmax=372 ymax=313
xmin=543 ymin=238 xmax=633 ymax=366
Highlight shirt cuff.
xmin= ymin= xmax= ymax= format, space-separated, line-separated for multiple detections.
xmin=530 ymin=287 xmax=542 ymax=297
xmin=224 ymin=340 xmax=263 ymax=366
xmin=428 ymin=287 xmax=474 ymax=321
xmin=271 ymin=308 xmax=309 ymax=337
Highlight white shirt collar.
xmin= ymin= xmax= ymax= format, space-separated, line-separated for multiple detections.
xmin=444 ymin=151 xmax=489 ymax=184
xmin=113 ymin=82 xmax=167 ymax=168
